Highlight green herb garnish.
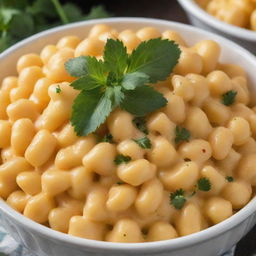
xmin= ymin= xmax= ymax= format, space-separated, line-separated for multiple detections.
xmin=102 ymin=133 xmax=113 ymax=143
xmin=170 ymin=189 xmax=187 ymax=210
xmin=132 ymin=117 xmax=148 ymax=134
xmin=133 ymin=136 xmax=152 ymax=149
xmin=175 ymin=126 xmax=191 ymax=144
xmin=197 ymin=178 xmax=211 ymax=192
xmin=65 ymin=38 xmax=181 ymax=136
xmin=171 ymin=178 xmax=212 ymax=210
xmin=226 ymin=176 xmax=234 ymax=182
xmin=116 ymin=181 xmax=125 ymax=185
xmin=55 ymin=85 xmax=61 ymax=94
xmin=222 ymin=90 xmax=237 ymax=106
xmin=114 ymin=154 xmax=131 ymax=165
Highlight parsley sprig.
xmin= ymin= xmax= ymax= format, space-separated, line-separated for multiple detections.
xmin=175 ymin=126 xmax=191 ymax=144
xmin=101 ymin=133 xmax=113 ymax=143
xmin=170 ymin=189 xmax=187 ymax=210
xmin=226 ymin=176 xmax=234 ymax=182
xmin=65 ymin=38 xmax=181 ymax=136
xmin=222 ymin=90 xmax=237 ymax=106
xmin=170 ymin=177 xmax=212 ymax=210
xmin=132 ymin=117 xmax=148 ymax=134
xmin=133 ymin=136 xmax=152 ymax=149
xmin=197 ymin=177 xmax=211 ymax=191
xmin=114 ymin=154 xmax=131 ymax=165
xmin=55 ymin=85 xmax=61 ymax=94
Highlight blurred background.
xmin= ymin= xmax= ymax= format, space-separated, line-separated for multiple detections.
xmin=0 ymin=0 xmax=255 ymax=255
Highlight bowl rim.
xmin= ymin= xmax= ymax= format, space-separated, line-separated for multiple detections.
xmin=178 ymin=0 xmax=256 ymax=42
xmin=0 ymin=16 xmax=256 ymax=252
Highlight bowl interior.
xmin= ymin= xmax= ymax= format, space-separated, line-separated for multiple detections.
xmin=1 ymin=18 xmax=256 ymax=101
xmin=0 ymin=17 xmax=256 ymax=251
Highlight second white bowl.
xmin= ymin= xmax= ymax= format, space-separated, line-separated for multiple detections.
xmin=178 ymin=0 xmax=256 ymax=52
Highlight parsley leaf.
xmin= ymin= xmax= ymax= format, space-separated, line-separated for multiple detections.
xmin=70 ymin=75 xmax=102 ymax=91
xmin=102 ymin=133 xmax=113 ymax=143
xmin=197 ymin=178 xmax=211 ymax=191
xmin=127 ymin=38 xmax=181 ymax=83
xmin=66 ymin=57 xmax=106 ymax=87
xmin=104 ymin=39 xmax=128 ymax=77
xmin=120 ymin=85 xmax=167 ymax=116
xmin=175 ymin=126 xmax=191 ymax=144
xmin=133 ymin=136 xmax=152 ymax=149
xmin=111 ymin=86 xmax=125 ymax=107
xmin=226 ymin=176 xmax=234 ymax=182
xmin=55 ymin=85 xmax=61 ymax=94
xmin=121 ymin=72 xmax=149 ymax=90
xmin=114 ymin=154 xmax=131 ymax=165
xmin=65 ymin=56 xmax=90 ymax=77
xmin=132 ymin=117 xmax=148 ymax=134
xmin=71 ymin=88 xmax=113 ymax=136
xmin=170 ymin=189 xmax=187 ymax=210
xmin=67 ymin=57 xmax=107 ymax=91
xmin=222 ymin=90 xmax=237 ymax=106
xmin=117 ymin=181 xmax=125 ymax=185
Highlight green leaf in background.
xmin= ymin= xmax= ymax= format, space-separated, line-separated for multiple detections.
xmin=0 ymin=1 xmax=111 ymax=53
xmin=0 ymin=8 xmax=20 ymax=29
xmin=9 ymin=12 xmax=34 ymax=39
xmin=1 ymin=0 xmax=29 ymax=9
xmin=83 ymin=5 xmax=111 ymax=20
xmin=62 ymin=2 xmax=83 ymax=22
xmin=27 ymin=0 xmax=57 ymax=18
xmin=0 ymin=34 xmax=14 ymax=51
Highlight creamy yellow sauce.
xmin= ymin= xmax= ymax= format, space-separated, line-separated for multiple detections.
xmin=0 ymin=24 xmax=255 ymax=243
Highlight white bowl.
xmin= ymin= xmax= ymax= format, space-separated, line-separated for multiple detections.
xmin=178 ymin=0 xmax=256 ymax=52
xmin=0 ymin=17 xmax=256 ymax=256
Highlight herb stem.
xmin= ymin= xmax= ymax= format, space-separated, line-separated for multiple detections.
xmin=51 ymin=0 xmax=69 ymax=24
xmin=1 ymin=30 xmax=7 ymax=38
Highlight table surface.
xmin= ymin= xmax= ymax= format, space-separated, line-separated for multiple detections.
xmin=98 ymin=0 xmax=256 ymax=255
